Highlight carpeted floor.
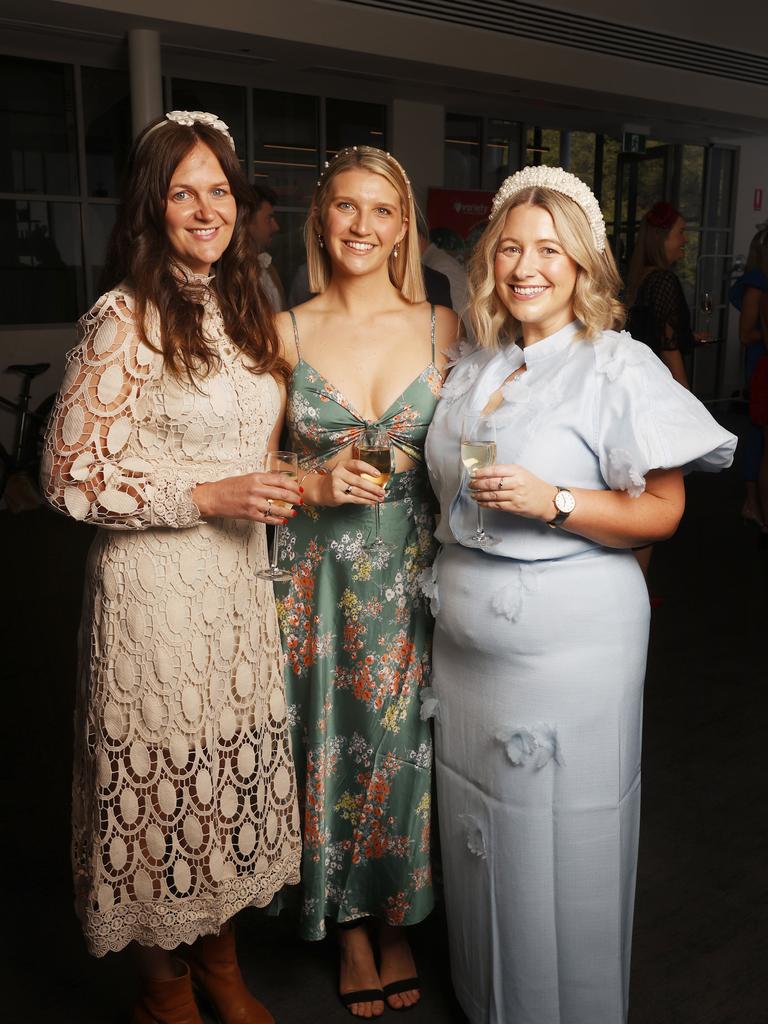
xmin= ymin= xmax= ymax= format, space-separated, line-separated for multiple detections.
xmin=1 ymin=410 xmax=764 ymax=1023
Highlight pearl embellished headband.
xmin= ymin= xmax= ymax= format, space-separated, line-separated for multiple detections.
xmin=316 ymin=145 xmax=413 ymax=202
xmin=491 ymin=165 xmax=606 ymax=252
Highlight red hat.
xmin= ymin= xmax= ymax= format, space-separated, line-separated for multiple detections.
xmin=645 ymin=201 xmax=682 ymax=230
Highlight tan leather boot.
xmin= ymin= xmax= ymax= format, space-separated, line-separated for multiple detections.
xmin=187 ymin=925 xmax=275 ymax=1024
xmin=132 ymin=960 xmax=204 ymax=1024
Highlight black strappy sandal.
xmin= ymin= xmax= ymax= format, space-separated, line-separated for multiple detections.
xmin=382 ymin=977 xmax=420 ymax=1012
xmin=339 ymin=987 xmax=385 ymax=1016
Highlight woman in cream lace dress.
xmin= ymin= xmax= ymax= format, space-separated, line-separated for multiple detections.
xmin=42 ymin=112 xmax=301 ymax=1024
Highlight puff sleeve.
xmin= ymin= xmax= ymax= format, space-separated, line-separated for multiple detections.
xmin=41 ymin=290 xmax=202 ymax=530
xmin=594 ymin=331 xmax=737 ymax=497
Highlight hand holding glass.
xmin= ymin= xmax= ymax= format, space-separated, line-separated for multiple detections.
xmin=461 ymin=411 xmax=498 ymax=548
xmin=358 ymin=428 xmax=394 ymax=554
xmin=256 ymin=450 xmax=298 ymax=582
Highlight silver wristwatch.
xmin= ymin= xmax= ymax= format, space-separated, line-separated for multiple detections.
xmin=547 ymin=487 xmax=576 ymax=529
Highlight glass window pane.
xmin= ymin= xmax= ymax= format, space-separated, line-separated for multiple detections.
xmin=0 ymin=56 xmax=78 ymax=195
xmin=484 ymin=119 xmax=521 ymax=189
xmin=445 ymin=114 xmax=482 ymax=189
xmin=600 ymin=136 xmax=621 ymax=233
xmin=82 ymin=67 xmax=131 ymax=198
xmin=679 ymin=145 xmax=705 ymax=225
xmin=0 ymin=200 xmax=83 ymax=323
xmin=172 ymin=79 xmax=247 ymax=165
xmin=570 ymin=132 xmax=596 ymax=189
xmin=525 ymin=127 xmax=560 ymax=167
xmin=87 ymin=203 xmax=119 ymax=296
xmin=325 ymin=98 xmax=386 ymax=155
xmin=253 ymin=90 xmax=319 ymax=208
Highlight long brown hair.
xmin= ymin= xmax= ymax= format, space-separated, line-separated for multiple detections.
xmin=102 ymin=116 xmax=288 ymax=382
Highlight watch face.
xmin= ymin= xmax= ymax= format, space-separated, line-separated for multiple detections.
xmin=555 ymin=489 xmax=576 ymax=515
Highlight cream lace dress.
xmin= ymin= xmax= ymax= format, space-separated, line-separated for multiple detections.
xmin=42 ymin=282 xmax=301 ymax=956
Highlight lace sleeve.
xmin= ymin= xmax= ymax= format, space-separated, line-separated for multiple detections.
xmin=41 ymin=291 xmax=202 ymax=530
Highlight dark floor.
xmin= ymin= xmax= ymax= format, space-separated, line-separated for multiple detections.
xmin=1 ymin=410 xmax=766 ymax=1023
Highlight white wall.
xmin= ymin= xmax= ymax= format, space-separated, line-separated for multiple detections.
xmin=723 ymin=137 xmax=768 ymax=398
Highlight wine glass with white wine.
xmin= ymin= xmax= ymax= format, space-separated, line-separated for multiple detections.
xmin=358 ymin=427 xmax=394 ymax=554
xmin=461 ymin=410 xmax=498 ymax=549
xmin=256 ymin=450 xmax=298 ymax=582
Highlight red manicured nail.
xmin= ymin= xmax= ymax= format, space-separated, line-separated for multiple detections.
xmin=299 ymin=486 xmax=304 ymax=493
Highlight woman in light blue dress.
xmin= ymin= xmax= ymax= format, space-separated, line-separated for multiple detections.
xmin=424 ymin=166 xmax=736 ymax=1024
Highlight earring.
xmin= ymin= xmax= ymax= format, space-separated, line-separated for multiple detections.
xmin=317 ymin=233 xmax=324 ymax=249
xmin=393 ymin=243 xmax=400 ymax=258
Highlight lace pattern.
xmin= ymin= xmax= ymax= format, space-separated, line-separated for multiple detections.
xmin=44 ymin=286 xmax=301 ymax=954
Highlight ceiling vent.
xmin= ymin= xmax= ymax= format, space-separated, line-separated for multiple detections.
xmin=340 ymin=0 xmax=768 ymax=88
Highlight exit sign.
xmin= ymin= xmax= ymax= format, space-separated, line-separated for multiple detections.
xmin=623 ymin=132 xmax=646 ymax=154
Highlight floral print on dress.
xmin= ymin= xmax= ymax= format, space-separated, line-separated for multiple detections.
xmin=276 ymin=330 xmax=441 ymax=940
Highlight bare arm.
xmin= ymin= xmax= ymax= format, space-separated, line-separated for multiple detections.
xmin=660 ymin=347 xmax=690 ymax=389
xmin=471 ymin=465 xmax=685 ymax=548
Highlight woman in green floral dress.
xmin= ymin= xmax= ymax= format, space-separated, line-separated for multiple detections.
xmin=274 ymin=146 xmax=455 ymax=1017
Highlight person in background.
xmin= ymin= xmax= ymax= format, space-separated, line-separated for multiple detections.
xmin=418 ymin=219 xmax=473 ymax=339
xmin=41 ymin=111 xmax=302 ymax=1024
xmin=250 ymin=183 xmax=286 ymax=312
xmin=626 ymin=200 xmax=704 ymax=390
xmin=729 ymin=223 xmax=768 ymax=527
xmin=275 ymin=145 xmax=455 ymax=1018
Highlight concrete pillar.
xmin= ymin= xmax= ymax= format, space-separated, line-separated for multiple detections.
xmin=129 ymin=29 xmax=163 ymax=138
xmin=391 ymin=99 xmax=445 ymax=213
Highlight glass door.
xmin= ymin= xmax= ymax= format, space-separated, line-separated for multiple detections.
xmin=611 ymin=146 xmax=673 ymax=278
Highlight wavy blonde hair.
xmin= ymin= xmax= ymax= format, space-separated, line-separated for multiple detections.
xmin=469 ymin=187 xmax=625 ymax=348
xmin=305 ymin=146 xmax=425 ymax=302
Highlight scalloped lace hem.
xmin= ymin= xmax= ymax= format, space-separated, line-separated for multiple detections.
xmin=80 ymin=850 xmax=301 ymax=957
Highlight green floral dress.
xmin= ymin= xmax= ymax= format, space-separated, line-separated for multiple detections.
xmin=276 ymin=308 xmax=442 ymax=940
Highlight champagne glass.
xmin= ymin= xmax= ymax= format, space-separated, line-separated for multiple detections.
xmin=358 ymin=427 xmax=394 ymax=554
xmin=460 ymin=410 xmax=498 ymax=549
xmin=256 ymin=450 xmax=298 ymax=582
xmin=700 ymin=291 xmax=713 ymax=339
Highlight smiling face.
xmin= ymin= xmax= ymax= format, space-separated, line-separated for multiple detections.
xmin=164 ymin=142 xmax=237 ymax=275
xmin=494 ymin=203 xmax=579 ymax=344
xmin=663 ymin=216 xmax=687 ymax=265
xmin=319 ymin=168 xmax=407 ymax=281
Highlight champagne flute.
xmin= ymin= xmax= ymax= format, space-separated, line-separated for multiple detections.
xmin=256 ymin=450 xmax=298 ymax=582
xmin=700 ymin=291 xmax=713 ymax=339
xmin=460 ymin=410 xmax=498 ymax=549
xmin=358 ymin=427 xmax=394 ymax=554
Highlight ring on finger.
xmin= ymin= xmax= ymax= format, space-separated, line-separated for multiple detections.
xmin=267 ymin=497 xmax=273 ymax=511
xmin=497 ymin=478 xmax=504 ymax=490
xmin=344 ymin=484 xmax=353 ymax=494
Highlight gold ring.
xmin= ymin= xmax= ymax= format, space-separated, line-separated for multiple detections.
xmin=267 ymin=498 xmax=273 ymax=509
xmin=497 ymin=478 xmax=504 ymax=490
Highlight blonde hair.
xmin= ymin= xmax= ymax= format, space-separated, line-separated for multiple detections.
xmin=305 ymin=146 xmax=425 ymax=302
xmin=468 ymin=187 xmax=625 ymax=348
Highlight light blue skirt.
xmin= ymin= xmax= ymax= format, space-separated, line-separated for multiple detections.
xmin=431 ymin=544 xmax=650 ymax=1024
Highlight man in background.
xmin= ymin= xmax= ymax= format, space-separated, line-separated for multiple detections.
xmin=250 ymin=184 xmax=285 ymax=312
xmin=418 ymin=221 xmax=473 ymax=340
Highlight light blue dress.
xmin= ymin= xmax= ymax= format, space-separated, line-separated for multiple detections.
xmin=423 ymin=321 xmax=736 ymax=1024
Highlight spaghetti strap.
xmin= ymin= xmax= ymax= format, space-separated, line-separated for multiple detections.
xmin=288 ymin=309 xmax=301 ymax=358
xmin=430 ymin=304 xmax=436 ymax=362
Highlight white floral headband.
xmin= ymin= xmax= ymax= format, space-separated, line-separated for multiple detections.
xmin=491 ymin=165 xmax=606 ymax=252
xmin=142 ymin=110 xmax=236 ymax=151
